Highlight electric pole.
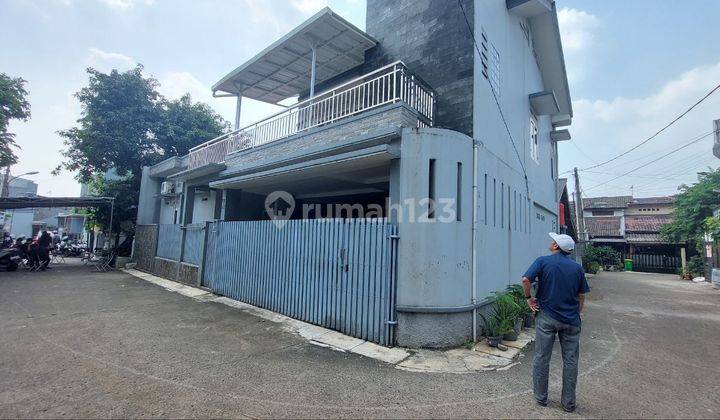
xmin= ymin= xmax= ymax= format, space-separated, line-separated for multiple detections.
xmin=1 ymin=166 xmax=9 ymax=198
xmin=573 ymin=167 xmax=587 ymax=242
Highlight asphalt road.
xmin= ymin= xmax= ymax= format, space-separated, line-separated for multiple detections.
xmin=1 ymin=262 xmax=718 ymax=418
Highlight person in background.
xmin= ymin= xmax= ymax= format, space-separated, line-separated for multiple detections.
xmin=13 ymin=237 xmax=27 ymax=262
xmin=27 ymin=239 xmax=39 ymax=271
xmin=37 ymin=229 xmax=52 ymax=271
xmin=522 ymin=232 xmax=590 ymax=413
xmin=1 ymin=231 xmax=12 ymax=248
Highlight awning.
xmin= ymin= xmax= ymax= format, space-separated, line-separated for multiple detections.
xmin=0 ymin=196 xmax=114 ymax=210
xmin=212 ymin=7 xmax=377 ymax=104
xmin=527 ymin=3 xmax=573 ymax=120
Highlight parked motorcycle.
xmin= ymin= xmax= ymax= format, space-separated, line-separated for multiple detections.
xmin=0 ymin=248 xmax=21 ymax=271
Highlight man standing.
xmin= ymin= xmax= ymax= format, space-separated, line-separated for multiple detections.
xmin=37 ymin=229 xmax=52 ymax=270
xmin=522 ymin=232 xmax=590 ymax=413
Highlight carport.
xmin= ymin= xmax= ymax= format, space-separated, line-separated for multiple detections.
xmin=0 ymin=196 xmax=116 ymax=239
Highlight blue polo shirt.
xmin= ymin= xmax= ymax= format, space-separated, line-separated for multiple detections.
xmin=523 ymin=253 xmax=590 ymax=326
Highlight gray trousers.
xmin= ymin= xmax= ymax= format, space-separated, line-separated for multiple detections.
xmin=533 ymin=311 xmax=581 ymax=409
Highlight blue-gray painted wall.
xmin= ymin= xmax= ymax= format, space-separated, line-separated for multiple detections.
xmin=472 ymin=0 xmax=560 ymax=298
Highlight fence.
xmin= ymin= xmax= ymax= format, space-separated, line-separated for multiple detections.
xmin=182 ymin=224 xmax=205 ymax=266
xmin=632 ymin=253 xmax=681 ymax=273
xmin=202 ymin=218 xmax=398 ymax=345
xmin=133 ymin=225 xmax=158 ymax=272
xmin=137 ymin=219 xmax=397 ymax=345
xmin=156 ymin=224 xmax=182 ymax=260
xmin=188 ymin=61 xmax=434 ymax=169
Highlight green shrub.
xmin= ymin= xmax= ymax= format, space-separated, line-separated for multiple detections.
xmin=583 ymin=245 xmax=621 ymax=271
xmin=506 ymin=284 xmax=532 ymax=316
xmin=585 ymin=261 xmax=602 ymax=274
xmin=686 ymin=255 xmax=706 ymax=277
xmin=480 ymin=291 xmax=521 ymax=337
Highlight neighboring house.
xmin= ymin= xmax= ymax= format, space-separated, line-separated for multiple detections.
xmin=135 ymin=1 xmax=573 ymax=347
xmin=0 ymin=175 xmax=38 ymax=238
xmin=574 ymin=195 xmax=685 ymax=273
xmin=557 ymin=178 xmax=577 ymax=240
xmin=56 ymin=213 xmax=88 ymax=240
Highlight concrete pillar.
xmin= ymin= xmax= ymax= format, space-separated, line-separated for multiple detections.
xmin=137 ymin=166 xmax=161 ymax=225
xmin=681 ymin=247 xmax=687 ymax=271
xmin=309 ymin=44 xmax=317 ymax=98
xmin=234 ymin=95 xmax=242 ymax=130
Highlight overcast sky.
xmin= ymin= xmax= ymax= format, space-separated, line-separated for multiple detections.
xmin=1 ymin=0 xmax=719 ymax=199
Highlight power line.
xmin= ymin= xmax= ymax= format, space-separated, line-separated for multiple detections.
xmin=585 ymin=143 xmax=715 ymax=193
xmin=575 ymin=82 xmax=720 ymax=172
xmin=456 ymin=0 xmax=529 ymax=194
xmin=585 ymin=130 xmax=716 ymax=192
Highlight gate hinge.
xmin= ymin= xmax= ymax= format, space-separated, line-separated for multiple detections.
xmin=386 ymin=320 xmax=398 ymax=325
xmin=388 ymin=234 xmax=400 ymax=240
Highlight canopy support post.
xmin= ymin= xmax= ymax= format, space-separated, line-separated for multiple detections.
xmin=108 ymin=198 xmax=115 ymax=247
xmin=309 ymin=44 xmax=317 ymax=98
xmin=234 ymin=95 xmax=243 ymax=130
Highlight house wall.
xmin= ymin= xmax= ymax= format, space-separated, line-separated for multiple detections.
xmin=584 ymin=209 xmax=624 ymax=217
xmin=159 ymin=196 xmax=181 ymax=224
xmin=472 ymin=0 xmax=560 ymax=298
xmin=6 ymin=210 xmax=34 ymax=238
xmin=137 ymin=166 xmax=161 ymax=225
xmin=190 ymin=190 xmax=217 ymax=223
xmin=394 ymin=128 xmax=474 ymax=347
xmin=625 ymin=203 xmax=673 ymax=216
xmin=364 ymin=0 xmax=474 ymax=137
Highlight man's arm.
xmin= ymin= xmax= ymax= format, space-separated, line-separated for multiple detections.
xmin=522 ymin=277 xmax=539 ymax=312
xmin=578 ymin=293 xmax=585 ymax=313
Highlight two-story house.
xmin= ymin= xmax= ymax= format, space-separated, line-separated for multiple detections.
xmin=576 ymin=195 xmax=686 ymax=273
xmin=134 ymin=0 xmax=572 ymax=348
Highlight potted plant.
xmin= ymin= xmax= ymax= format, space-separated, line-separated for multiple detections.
xmin=495 ymin=292 xmax=523 ymax=341
xmin=507 ymin=284 xmax=535 ymax=328
xmin=479 ymin=314 xmax=505 ymax=347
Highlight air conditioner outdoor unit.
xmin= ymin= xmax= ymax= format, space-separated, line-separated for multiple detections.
xmin=161 ymin=181 xmax=182 ymax=196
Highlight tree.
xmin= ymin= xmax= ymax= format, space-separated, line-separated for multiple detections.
xmin=0 ymin=73 xmax=31 ymax=167
xmin=156 ymin=94 xmax=229 ymax=157
xmin=57 ymin=65 xmax=228 ymax=238
xmin=58 ymin=66 xmax=162 ymax=182
xmin=661 ymin=168 xmax=720 ymax=254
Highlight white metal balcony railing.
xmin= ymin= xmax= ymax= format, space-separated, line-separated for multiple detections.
xmin=188 ymin=61 xmax=435 ymax=169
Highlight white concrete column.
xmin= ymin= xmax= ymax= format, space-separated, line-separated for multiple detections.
xmin=234 ymin=95 xmax=242 ymax=130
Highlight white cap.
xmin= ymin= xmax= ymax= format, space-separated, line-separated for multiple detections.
xmin=549 ymin=232 xmax=575 ymax=253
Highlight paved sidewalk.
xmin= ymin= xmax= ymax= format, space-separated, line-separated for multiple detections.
xmin=1 ymin=263 xmax=718 ymax=418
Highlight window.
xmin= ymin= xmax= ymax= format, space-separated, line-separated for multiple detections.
xmin=481 ymin=28 xmax=501 ymax=98
xmin=456 ymin=162 xmax=462 ymax=221
xmin=428 ymin=159 xmax=436 ymax=219
xmin=530 ymin=114 xmax=539 ymax=163
xmin=489 ymin=44 xmax=501 ymax=97
xmin=592 ymin=210 xmax=614 ymax=216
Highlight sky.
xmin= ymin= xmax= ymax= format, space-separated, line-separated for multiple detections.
xmin=1 ymin=0 xmax=719 ymax=199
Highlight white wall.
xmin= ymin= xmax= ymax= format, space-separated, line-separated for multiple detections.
xmin=159 ymin=197 xmax=181 ymax=225
xmin=6 ymin=210 xmax=34 ymax=238
xmin=583 ymin=209 xmax=624 ymax=217
xmin=191 ymin=190 xmax=217 ymax=224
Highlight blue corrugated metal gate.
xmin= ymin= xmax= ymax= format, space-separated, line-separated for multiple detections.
xmin=202 ymin=218 xmax=398 ymax=346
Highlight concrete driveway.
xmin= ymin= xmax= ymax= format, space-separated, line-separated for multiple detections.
xmin=1 ymin=263 xmax=718 ymax=418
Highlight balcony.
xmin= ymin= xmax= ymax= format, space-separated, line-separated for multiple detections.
xmin=188 ymin=62 xmax=435 ymax=170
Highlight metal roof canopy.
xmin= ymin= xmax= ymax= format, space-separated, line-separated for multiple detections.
xmin=212 ymin=7 xmax=377 ymax=104
xmin=0 ymin=196 xmax=114 ymax=210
